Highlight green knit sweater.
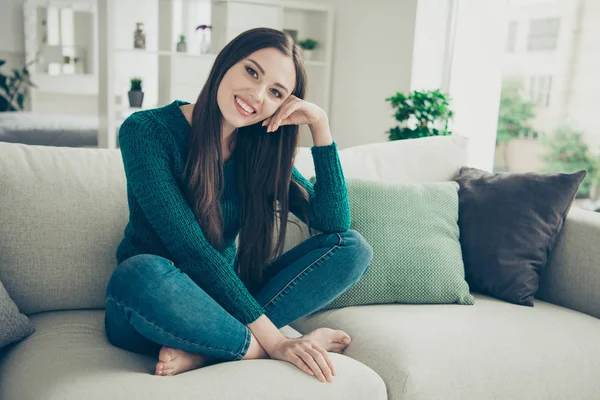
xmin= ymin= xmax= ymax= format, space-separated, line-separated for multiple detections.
xmin=116 ymin=100 xmax=350 ymax=325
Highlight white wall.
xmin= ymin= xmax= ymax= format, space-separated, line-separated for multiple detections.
xmin=303 ymin=0 xmax=418 ymax=149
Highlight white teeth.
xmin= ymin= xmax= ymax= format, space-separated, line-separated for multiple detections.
xmin=235 ymin=96 xmax=255 ymax=114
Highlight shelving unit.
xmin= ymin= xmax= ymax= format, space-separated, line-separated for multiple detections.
xmin=97 ymin=0 xmax=335 ymax=149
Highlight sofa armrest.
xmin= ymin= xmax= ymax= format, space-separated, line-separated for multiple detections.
xmin=537 ymin=207 xmax=600 ymax=319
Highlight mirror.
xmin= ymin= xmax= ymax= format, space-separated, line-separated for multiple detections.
xmin=33 ymin=4 xmax=95 ymax=76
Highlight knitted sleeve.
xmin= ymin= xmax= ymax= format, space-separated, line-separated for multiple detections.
xmin=289 ymin=141 xmax=351 ymax=232
xmin=118 ymin=114 xmax=264 ymax=325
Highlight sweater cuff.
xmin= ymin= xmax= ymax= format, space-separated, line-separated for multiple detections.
xmin=310 ymin=141 xmax=347 ymax=203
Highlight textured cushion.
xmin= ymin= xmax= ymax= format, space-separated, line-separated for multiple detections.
xmin=0 ymin=142 xmax=128 ymax=315
xmin=0 ymin=310 xmax=386 ymax=400
xmin=281 ymin=135 xmax=470 ymax=258
xmin=0 ymin=281 xmax=35 ymax=349
xmin=292 ymin=293 xmax=600 ymax=400
xmin=454 ymin=167 xmax=586 ymax=306
xmin=319 ymin=179 xmax=474 ymax=309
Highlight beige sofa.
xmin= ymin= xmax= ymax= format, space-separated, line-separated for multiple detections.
xmin=1 ymin=135 xmax=599 ymax=400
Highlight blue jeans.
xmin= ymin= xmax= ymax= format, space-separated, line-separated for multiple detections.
xmin=104 ymin=229 xmax=373 ymax=361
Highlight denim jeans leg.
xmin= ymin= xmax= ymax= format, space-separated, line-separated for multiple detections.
xmin=252 ymin=229 xmax=373 ymax=329
xmin=104 ymin=254 xmax=251 ymax=361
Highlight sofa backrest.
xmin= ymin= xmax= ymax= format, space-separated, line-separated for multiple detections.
xmin=0 ymin=135 xmax=468 ymax=316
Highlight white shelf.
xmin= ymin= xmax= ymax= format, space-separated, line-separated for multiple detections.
xmin=115 ymin=48 xmax=171 ymax=56
xmin=98 ymin=0 xmax=334 ymax=149
xmin=115 ymin=48 xmax=217 ymax=59
xmin=171 ymin=52 xmax=217 ymax=59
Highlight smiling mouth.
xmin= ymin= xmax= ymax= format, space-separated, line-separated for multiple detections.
xmin=234 ymin=95 xmax=257 ymax=117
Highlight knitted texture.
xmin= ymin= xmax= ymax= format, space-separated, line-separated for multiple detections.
xmin=116 ymin=100 xmax=350 ymax=325
xmin=317 ymin=178 xmax=475 ymax=310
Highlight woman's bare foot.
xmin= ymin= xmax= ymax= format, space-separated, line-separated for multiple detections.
xmin=300 ymin=328 xmax=352 ymax=354
xmin=155 ymin=346 xmax=218 ymax=376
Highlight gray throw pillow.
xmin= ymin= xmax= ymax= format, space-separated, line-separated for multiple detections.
xmin=0 ymin=280 xmax=35 ymax=349
xmin=454 ymin=167 xmax=586 ymax=306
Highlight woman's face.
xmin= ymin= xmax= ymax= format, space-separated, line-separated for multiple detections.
xmin=217 ymin=47 xmax=296 ymax=131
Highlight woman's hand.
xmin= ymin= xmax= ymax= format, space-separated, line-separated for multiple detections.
xmin=262 ymin=95 xmax=328 ymax=133
xmin=266 ymin=337 xmax=336 ymax=383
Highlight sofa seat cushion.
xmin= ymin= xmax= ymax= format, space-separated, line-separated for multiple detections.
xmin=0 ymin=310 xmax=386 ymax=400
xmin=291 ymin=293 xmax=600 ymax=400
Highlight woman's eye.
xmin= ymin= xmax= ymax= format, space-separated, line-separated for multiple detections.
xmin=246 ymin=66 xmax=258 ymax=78
xmin=246 ymin=66 xmax=281 ymax=98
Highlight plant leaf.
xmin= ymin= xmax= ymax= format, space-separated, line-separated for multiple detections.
xmin=17 ymin=93 xmax=24 ymax=110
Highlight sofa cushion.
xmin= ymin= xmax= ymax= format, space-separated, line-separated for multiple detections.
xmin=319 ymin=179 xmax=474 ymax=310
xmin=282 ymin=135 xmax=470 ymax=253
xmin=291 ymin=293 xmax=600 ymax=400
xmin=337 ymin=135 xmax=469 ymax=183
xmin=0 ymin=280 xmax=35 ymax=349
xmin=455 ymin=167 xmax=586 ymax=306
xmin=0 ymin=310 xmax=386 ymax=400
xmin=293 ymin=135 xmax=469 ymax=184
xmin=0 ymin=142 xmax=128 ymax=315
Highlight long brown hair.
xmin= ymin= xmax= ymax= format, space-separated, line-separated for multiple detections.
xmin=183 ymin=28 xmax=311 ymax=295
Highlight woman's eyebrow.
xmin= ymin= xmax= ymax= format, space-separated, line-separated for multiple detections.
xmin=247 ymin=58 xmax=289 ymax=94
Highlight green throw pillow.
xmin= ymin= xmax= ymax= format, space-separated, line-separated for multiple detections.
xmin=312 ymin=177 xmax=475 ymax=308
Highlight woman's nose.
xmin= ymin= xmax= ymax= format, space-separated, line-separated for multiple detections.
xmin=251 ymin=87 xmax=268 ymax=103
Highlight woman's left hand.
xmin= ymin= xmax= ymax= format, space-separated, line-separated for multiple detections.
xmin=262 ymin=95 xmax=328 ymax=133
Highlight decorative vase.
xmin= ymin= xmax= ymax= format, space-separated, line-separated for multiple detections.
xmin=128 ymin=90 xmax=144 ymax=108
xmin=133 ymin=22 xmax=146 ymax=49
xmin=302 ymin=48 xmax=313 ymax=61
xmin=176 ymin=39 xmax=187 ymax=53
xmin=200 ymin=31 xmax=211 ymax=54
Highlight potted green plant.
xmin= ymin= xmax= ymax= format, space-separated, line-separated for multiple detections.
xmin=385 ymin=89 xmax=454 ymax=141
xmin=297 ymin=38 xmax=319 ymax=61
xmin=128 ymin=77 xmax=144 ymax=108
xmin=0 ymin=58 xmax=37 ymax=112
xmin=176 ymin=34 xmax=187 ymax=53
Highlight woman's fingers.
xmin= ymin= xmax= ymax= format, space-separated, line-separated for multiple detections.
xmin=297 ymin=349 xmax=327 ymax=382
xmin=313 ymin=344 xmax=336 ymax=376
xmin=268 ymin=98 xmax=300 ymax=132
xmin=292 ymin=354 xmax=315 ymax=377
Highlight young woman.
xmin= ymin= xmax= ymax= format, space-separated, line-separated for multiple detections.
xmin=104 ymin=27 xmax=373 ymax=384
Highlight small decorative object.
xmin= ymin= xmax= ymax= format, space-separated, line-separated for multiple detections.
xmin=128 ymin=77 xmax=144 ymax=108
xmin=41 ymin=18 xmax=48 ymax=44
xmin=385 ymin=89 xmax=454 ymax=141
xmin=176 ymin=34 xmax=187 ymax=53
xmin=196 ymin=24 xmax=212 ymax=54
xmin=133 ymin=22 xmax=146 ymax=49
xmin=297 ymin=38 xmax=319 ymax=61
xmin=0 ymin=56 xmax=38 ymax=112
xmin=284 ymin=29 xmax=298 ymax=43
